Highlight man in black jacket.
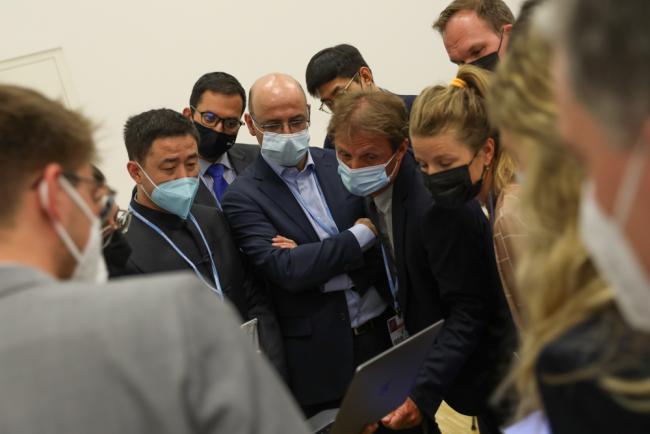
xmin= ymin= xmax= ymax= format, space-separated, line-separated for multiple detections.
xmin=182 ymin=72 xmax=259 ymax=208
xmin=330 ymin=91 xmax=516 ymax=434
xmin=122 ymin=108 xmax=286 ymax=378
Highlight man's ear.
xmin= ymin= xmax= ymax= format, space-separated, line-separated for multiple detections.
xmin=39 ymin=163 xmax=65 ymax=221
xmin=182 ymin=107 xmax=192 ymax=119
xmin=126 ymin=160 xmax=143 ymax=184
xmin=359 ymin=66 xmax=375 ymax=89
xmin=244 ymin=113 xmax=261 ymax=142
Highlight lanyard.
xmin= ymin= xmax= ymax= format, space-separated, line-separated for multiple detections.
xmin=380 ymin=244 xmax=401 ymax=314
xmin=286 ymin=174 xmax=339 ymax=237
xmin=129 ymin=207 xmax=224 ymax=300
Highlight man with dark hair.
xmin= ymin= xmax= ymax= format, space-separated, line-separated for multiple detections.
xmin=182 ymin=72 xmax=260 ymax=207
xmin=0 ymin=85 xmax=309 ymax=434
xmin=123 ymin=108 xmax=286 ymax=376
xmin=433 ymin=0 xmax=514 ymax=69
xmin=305 ymin=44 xmax=416 ymax=149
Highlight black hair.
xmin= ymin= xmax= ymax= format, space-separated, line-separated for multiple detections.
xmin=305 ymin=44 xmax=369 ymax=97
xmin=189 ymin=72 xmax=246 ymax=115
xmin=123 ymin=108 xmax=199 ymax=162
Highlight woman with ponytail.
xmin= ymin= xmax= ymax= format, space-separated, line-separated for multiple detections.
xmin=410 ymin=64 xmax=525 ymax=329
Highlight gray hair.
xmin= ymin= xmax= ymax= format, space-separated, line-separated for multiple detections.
xmin=556 ymin=0 xmax=650 ymax=147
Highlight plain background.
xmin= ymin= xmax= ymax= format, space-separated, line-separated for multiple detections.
xmin=1 ymin=0 xmax=524 ymax=206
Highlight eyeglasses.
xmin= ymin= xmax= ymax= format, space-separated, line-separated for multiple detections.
xmin=319 ymin=72 xmax=359 ymax=115
xmin=62 ymin=172 xmax=116 ymax=223
xmin=252 ymin=117 xmax=311 ymax=134
xmin=191 ymin=106 xmax=243 ymax=132
xmin=102 ymin=209 xmax=132 ymax=247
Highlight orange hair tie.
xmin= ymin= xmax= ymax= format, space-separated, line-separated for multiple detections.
xmin=450 ymin=78 xmax=467 ymax=88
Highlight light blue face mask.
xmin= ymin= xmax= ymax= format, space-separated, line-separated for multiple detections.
xmin=337 ymin=153 xmax=399 ymax=197
xmin=261 ymin=129 xmax=310 ymax=167
xmin=137 ymin=163 xmax=199 ymax=219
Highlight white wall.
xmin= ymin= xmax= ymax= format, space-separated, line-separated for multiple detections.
xmin=1 ymin=0 xmax=522 ymax=206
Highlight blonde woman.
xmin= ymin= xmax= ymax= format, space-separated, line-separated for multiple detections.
xmin=409 ymin=64 xmax=525 ymax=329
xmin=488 ymin=9 xmax=650 ymax=434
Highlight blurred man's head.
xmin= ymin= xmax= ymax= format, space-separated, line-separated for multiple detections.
xmin=182 ymin=72 xmax=246 ymax=162
xmin=434 ymin=0 xmax=514 ymax=69
xmin=554 ymin=0 xmax=650 ymax=331
xmin=0 ymin=85 xmax=108 ymax=281
xmin=305 ymin=44 xmax=376 ymax=115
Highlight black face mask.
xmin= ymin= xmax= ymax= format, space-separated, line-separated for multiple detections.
xmin=422 ymin=164 xmax=483 ymax=209
xmin=469 ymin=30 xmax=504 ymax=72
xmin=470 ymin=51 xmax=499 ymax=71
xmin=195 ymin=122 xmax=237 ymax=160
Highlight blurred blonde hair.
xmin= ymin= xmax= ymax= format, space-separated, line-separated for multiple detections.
xmin=410 ymin=64 xmax=516 ymax=196
xmin=488 ymin=17 xmax=650 ymax=417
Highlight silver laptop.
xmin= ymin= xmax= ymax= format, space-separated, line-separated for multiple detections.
xmin=309 ymin=320 xmax=444 ymax=434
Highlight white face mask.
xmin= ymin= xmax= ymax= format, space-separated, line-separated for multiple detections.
xmin=39 ymin=177 xmax=108 ymax=284
xmin=579 ymin=149 xmax=650 ymax=332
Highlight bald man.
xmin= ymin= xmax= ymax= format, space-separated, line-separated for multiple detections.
xmin=221 ymin=73 xmax=396 ymax=417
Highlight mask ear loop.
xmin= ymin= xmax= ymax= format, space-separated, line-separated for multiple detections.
xmin=614 ymin=144 xmax=649 ymax=225
xmin=38 ymin=178 xmax=84 ymax=262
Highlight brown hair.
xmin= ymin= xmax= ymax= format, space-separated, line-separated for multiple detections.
xmin=434 ymin=0 xmax=515 ymax=34
xmin=410 ymin=64 xmax=516 ymax=194
xmin=0 ymin=85 xmax=95 ymax=224
xmin=327 ymin=90 xmax=408 ymax=151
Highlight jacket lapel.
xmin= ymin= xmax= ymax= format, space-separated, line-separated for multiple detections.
xmin=312 ymin=150 xmax=355 ymax=231
xmin=253 ymin=156 xmax=320 ymax=241
xmin=392 ymin=159 xmax=412 ymax=312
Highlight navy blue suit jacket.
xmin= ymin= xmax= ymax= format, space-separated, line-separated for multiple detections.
xmin=221 ymin=147 xmax=390 ymax=407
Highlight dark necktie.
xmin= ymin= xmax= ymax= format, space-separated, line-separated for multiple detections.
xmin=206 ymin=163 xmax=229 ymax=202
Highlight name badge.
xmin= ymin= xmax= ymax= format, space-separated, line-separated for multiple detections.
xmin=387 ymin=314 xmax=409 ymax=346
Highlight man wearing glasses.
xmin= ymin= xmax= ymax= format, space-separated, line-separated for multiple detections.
xmin=221 ymin=73 xmax=395 ymax=418
xmin=182 ymin=72 xmax=260 ymax=208
xmin=305 ymin=44 xmax=417 ymax=149
xmin=0 ymin=85 xmax=309 ymax=434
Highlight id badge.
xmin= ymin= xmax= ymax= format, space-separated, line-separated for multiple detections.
xmin=387 ymin=314 xmax=409 ymax=346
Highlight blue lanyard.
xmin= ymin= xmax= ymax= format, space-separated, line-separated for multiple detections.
xmin=286 ymin=175 xmax=339 ymax=237
xmin=380 ymin=244 xmax=400 ymax=314
xmin=129 ymin=207 xmax=224 ymax=300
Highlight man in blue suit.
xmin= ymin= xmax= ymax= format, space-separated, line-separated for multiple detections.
xmin=221 ymin=73 xmax=395 ymax=418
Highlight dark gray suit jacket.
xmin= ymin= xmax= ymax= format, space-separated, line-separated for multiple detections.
xmin=195 ymin=143 xmax=260 ymax=207
xmin=0 ymin=265 xmax=309 ymax=434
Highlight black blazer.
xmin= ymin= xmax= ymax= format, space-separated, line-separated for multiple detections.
xmin=221 ymin=147 xmax=391 ymax=407
xmin=195 ymin=143 xmax=261 ymax=207
xmin=123 ymin=200 xmax=287 ymax=378
xmin=538 ymin=308 xmax=650 ymax=434
xmin=387 ymin=154 xmax=516 ymax=418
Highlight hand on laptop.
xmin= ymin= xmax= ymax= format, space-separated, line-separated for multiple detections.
xmin=380 ymin=397 xmax=423 ymax=429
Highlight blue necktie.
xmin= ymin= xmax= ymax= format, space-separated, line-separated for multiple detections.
xmin=206 ymin=163 xmax=229 ymax=201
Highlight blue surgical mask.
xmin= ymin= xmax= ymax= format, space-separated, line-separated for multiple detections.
xmin=137 ymin=163 xmax=199 ymax=219
xmin=261 ymin=129 xmax=310 ymax=167
xmin=337 ymin=153 xmax=399 ymax=197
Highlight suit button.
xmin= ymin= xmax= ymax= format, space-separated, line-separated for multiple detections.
xmin=340 ymin=312 xmax=346 ymax=321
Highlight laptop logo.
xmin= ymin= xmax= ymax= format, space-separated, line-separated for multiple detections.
xmin=378 ymin=380 xmax=393 ymax=396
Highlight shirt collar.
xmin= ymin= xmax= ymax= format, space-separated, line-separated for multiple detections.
xmin=373 ymin=184 xmax=394 ymax=214
xmin=199 ymin=153 xmax=233 ymax=177
xmin=263 ymin=150 xmax=315 ymax=180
